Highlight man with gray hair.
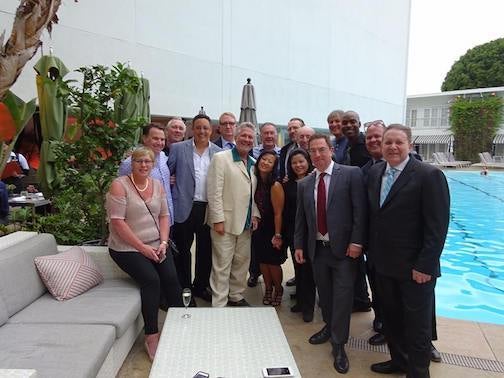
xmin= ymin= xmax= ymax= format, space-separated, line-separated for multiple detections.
xmin=327 ymin=110 xmax=348 ymax=164
xmin=207 ymin=122 xmax=260 ymax=307
xmin=297 ymin=126 xmax=315 ymax=151
xmin=252 ymin=122 xmax=281 ymax=159
xmin=163 ymin=117 xmax=186 ymax=155
xmin=214 ymin=112 xmax=237 ymax=149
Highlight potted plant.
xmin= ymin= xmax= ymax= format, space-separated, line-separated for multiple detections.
xmin=36 ymin=63 xmax=146 ymax=244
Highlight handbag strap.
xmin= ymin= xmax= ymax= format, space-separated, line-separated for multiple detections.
xmin=127 ymin=175 xmax=160 ymax=234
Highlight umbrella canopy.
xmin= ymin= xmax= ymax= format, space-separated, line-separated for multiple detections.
xmin=239 ymin=78 xmax=257 ymax=126
xmin=34 ymin=54 xmax=69 ymax=193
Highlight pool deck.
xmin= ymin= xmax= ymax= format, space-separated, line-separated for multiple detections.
xmin=117 ymin=255 xmax=504 ymax=378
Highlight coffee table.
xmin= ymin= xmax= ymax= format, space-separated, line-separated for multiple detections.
xmin=149 ymin=307 xmax=301 ymax=378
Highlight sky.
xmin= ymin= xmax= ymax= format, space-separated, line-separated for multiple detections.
xmin=407 ymin=0 xmax=504 ymax=95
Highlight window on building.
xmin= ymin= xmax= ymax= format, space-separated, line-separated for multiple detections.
xmin=410 ymin=109 xmax=417 ymax=127
xmin=431 ymin=108 xmax=438 ymax=127
xmin=441 ymin=107 xmax=449 ymax=126
xmin=423 ymin=109 xmax=430 ymax=127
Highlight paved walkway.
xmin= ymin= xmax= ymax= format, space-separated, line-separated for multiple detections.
xmin=118 ymin=254 xmax=504 ymax=377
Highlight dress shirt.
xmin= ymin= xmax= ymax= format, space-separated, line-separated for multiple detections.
xmin=332 ymin=137 xmax=348 ymax=164
xmin=252 ymin=144 xmax=281 ymax=159
xmin=314 ymin=161 xmax=334 ymax=241
xmin=193 ymin=141 xmax=211 ymax=202
xmin=119 ymin=151 xmax=174 ymax=225
xmin=220 ymin=137 xmax=235 ymax=150
xmin=381 ymin=156 xmax=410 ymax=189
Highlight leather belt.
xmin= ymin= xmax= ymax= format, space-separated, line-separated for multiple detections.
xmin=316 ymin=240 xmax=330 ymax=248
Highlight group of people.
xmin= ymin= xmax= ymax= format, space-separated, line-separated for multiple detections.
xmin=105 ymin=109 xmax=450 ymax=378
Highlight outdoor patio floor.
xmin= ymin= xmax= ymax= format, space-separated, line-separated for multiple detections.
xmin=117 ymin=253 xmax=504 ymax=378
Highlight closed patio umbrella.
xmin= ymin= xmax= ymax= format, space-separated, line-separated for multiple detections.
xmin=239 ymin=78 xmax=257 ymax=126
xmin=34 ymin=54 xmax=69 ymax=193
xmin=113 ymin=69 xmax=150 ymax=145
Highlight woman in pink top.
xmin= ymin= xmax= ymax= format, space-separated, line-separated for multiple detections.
xmin=106 ymin=146 xmax=181 ymax=361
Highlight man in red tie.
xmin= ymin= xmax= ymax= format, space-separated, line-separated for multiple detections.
xmin=294 ymin=134 xmax=367 ymax=374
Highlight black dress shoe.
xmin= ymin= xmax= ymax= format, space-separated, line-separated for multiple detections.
xmin=352 ymin=304 xmax=372 ymax=313
xmin=370 ymin=360 xmax=405 ymax=374
xmin=290 ymin=304 xmax=302 ymax=313
xmin=368 ymin=333 xmax=386 ymax=346
xmin=309 ymin=325 xmax=331 ymax=344
xmin=227 ymin=298 xmax=251 ymax=307
xmin=247 ymin=275 xmax=259 ymax=288
xmin=332 ymin=344 xmax=349 ymax=374
xmin=193 ymin=289 xmax=212 ymax=303
xmin=431 ymin=343 xmax=442 ymax=363
xmin=373 ymin=319 xmax=384 ymax=333
xmin=302 ymin=311 xmax=314 ymax=323
xmin=286 ymin=277 xmax=296 ymax=286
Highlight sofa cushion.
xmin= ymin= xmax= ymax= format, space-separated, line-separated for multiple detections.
xmin=0 ymin=295 xmax=7 ymax=326
xmin=0 ymin=233 xmax=57 ymax=317
xmin=34 ymin=246 xmax=104 ymax=301
xmin=0 ymin=323 xmax=115 ymax=378
xmin=8 ymin=279 xmax=141 ymax=338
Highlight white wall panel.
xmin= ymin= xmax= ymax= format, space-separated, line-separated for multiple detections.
xmin=1 ymin=0 xmax=411 ymax=128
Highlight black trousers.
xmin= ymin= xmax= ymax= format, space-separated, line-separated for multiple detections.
xmin=109 ymin=249 xmax=182 ymax=334
xmin=289 ymin=244 xmax=316 ymax=315
xmin=376 ymin=273 xmax=435 ymax=378
xmin=366 ymin=258 xmax=383 ymax=329
xmin=172 ymin=202 xmax=212 ymax=294
xmin=248 ymin=243 xmax=261 ymax=277
xmin=312 ymin=244 xmax=356 ymax=345
xmin=353 ymin=254 xmax=371 ymax=309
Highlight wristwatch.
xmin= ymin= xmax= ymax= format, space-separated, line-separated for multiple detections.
xmin=161 ymin=240 xmax=168 ymax=245
xmin=274 ymin=233 xmax=282 ymax=238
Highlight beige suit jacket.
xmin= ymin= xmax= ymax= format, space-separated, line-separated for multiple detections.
xmin=207 ymin=149 xmax=260 ymax=235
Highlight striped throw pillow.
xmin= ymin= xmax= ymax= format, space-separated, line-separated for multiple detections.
xmin=34 ymin=246 xmax=104 ymax=301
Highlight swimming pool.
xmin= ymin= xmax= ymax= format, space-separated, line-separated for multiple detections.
xmin=438 ymin=171 xmax=504 ymax=325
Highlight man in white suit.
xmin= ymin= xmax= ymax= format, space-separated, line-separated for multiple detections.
xmin=207 ymin=122 xmax=260 ymax=307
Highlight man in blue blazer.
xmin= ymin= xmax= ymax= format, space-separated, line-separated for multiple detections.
xmin=367 ymin=124 xmax=449 ymax=378
xmin=168 ymin=113 xmax=222 ymax=302
xmin=294 ymin=134 xmax=367 ymax=374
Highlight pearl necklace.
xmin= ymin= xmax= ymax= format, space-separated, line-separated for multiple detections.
xmin=130 ymin=175 xmax=149 ymax=192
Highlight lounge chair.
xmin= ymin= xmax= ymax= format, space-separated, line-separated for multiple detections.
xmin=432 ymin=152 xmax=460 ymax=167
xmin=476 ymin=152 xmax=504 ymax=168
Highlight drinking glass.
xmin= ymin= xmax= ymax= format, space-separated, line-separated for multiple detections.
xmin=182 ymin=288 xmax=192 ymax=318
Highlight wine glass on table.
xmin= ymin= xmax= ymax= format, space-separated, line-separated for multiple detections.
xmin=182 ymin=288 xmax=192 ymax=318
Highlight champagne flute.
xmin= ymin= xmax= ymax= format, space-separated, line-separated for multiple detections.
xmin=182 ymin=288 xmax=192 ymax=318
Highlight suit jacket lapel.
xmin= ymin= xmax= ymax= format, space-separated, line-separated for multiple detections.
xmin=185 ymin=141 xmax=195 ymax=179
xmin=327 ymin=165 xmax=340 ymax=205
xmin=373 ymin=163 xmax=386 ymax=210
xmin=307 ymin=173 xmax=317 ymax=220
xmin=382 ymin=159 xmax=415 ymax=207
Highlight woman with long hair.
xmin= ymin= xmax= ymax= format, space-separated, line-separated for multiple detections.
xmin=283 ymin=148 xmax=316 ymax=322
xmin=253 ymin=150 xmax=287 ymax=306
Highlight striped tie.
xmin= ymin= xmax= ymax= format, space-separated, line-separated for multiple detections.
xmin=380 ymin=167 xmax=398 ymax=207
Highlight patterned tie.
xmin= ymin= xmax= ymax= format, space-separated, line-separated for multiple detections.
xmin=317 ymin=172 xmax=327 ymax=235
xmin=380 ymin=167 xmax=398 ymax=207
xmin=226 ymin=142 xmax=235 ymax=150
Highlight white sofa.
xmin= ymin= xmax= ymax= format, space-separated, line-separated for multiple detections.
xmin=0 ymin=232 xmax=143 ymax=378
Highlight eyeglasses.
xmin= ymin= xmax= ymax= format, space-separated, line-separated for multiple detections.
xmin=364 ymin=120 xmax=386 ymax=129
xmin=220 ymin=122 xmax=236 ymax=126
xmin=133 ymin=159 xmax=154 ymax=165
xmin=308 ymin=147 xmax=330 ymax=155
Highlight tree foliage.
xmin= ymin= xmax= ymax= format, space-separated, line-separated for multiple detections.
xmin=442 ymin=38 xmax=504 ymax=91
xmin=450 ymin=95 xmax=503 ymax=161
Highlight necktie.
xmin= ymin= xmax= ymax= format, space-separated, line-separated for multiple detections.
xmin=226 ymin=142 xmax=235 ymax=149
xmin=380 ymin=167 xmax=397 ymax=207
xmin=317 ymin=172 xmax=327 ymax=235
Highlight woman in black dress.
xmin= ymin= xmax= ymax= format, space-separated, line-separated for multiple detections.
xmin=283 ymin=148 xmax=316 ymax=322
xmin=253 ymin=150 xmax=287 ymax=306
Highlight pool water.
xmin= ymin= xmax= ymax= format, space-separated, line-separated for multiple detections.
xmin=438 ymin=171 xmax=504 ymax=324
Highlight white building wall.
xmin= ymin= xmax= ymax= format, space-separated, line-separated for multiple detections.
xmin=1 ymin=0 xmax=411 ymax=128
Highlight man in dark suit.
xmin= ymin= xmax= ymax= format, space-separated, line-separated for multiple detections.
xmin=279 ymin=117 xmax=304 ymax=181
xmin=367 ymin=124 xmax=450 ymax=378
xmin=214 ymin=112 xmax=237 ymax=149
xmin=294 ymin=134 xmax=367 ymax=374
xmin=168 ymin=113 xmax=222 ymax=302
xmin=341 ymin=111 xmax=370 ymax=168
